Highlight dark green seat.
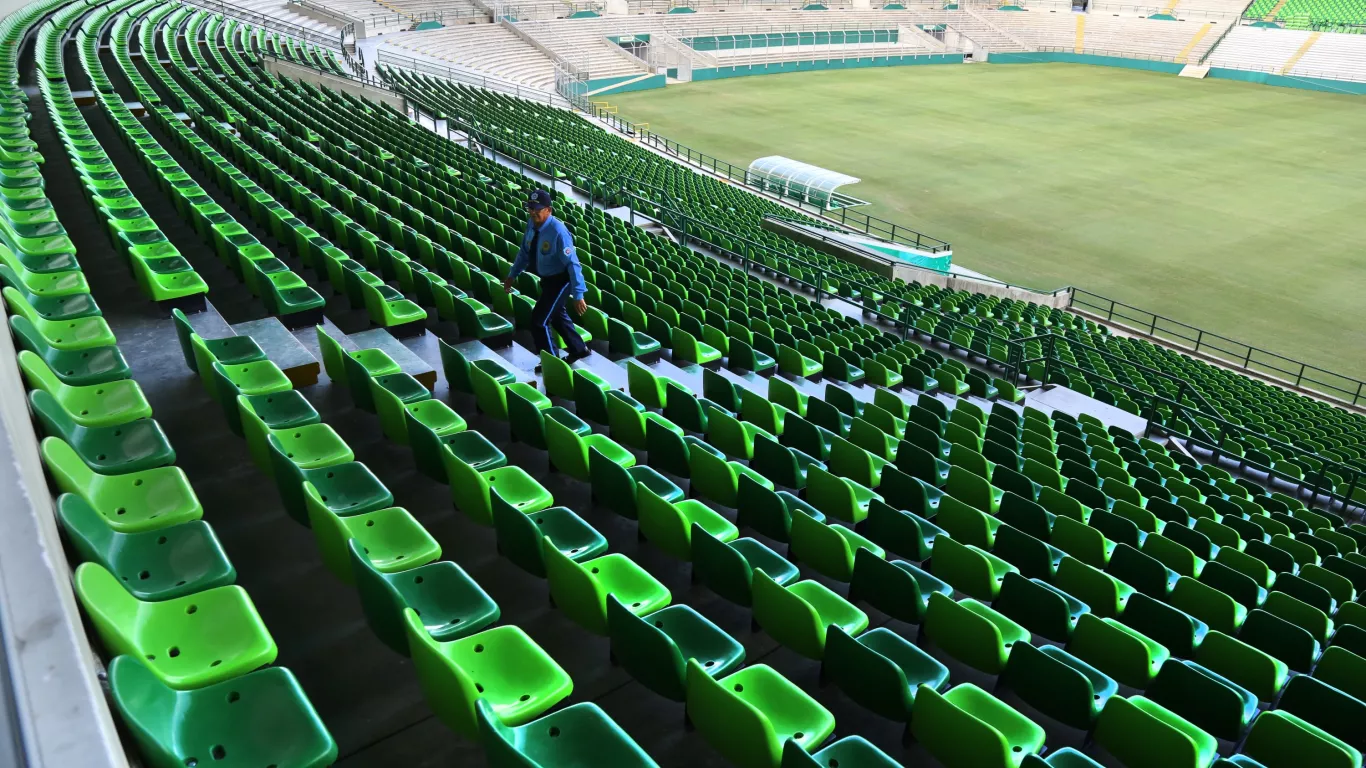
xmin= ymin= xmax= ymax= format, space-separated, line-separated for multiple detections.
xmin=491 ymin=494 xmax=607 ymax=578
xmin=780 ymin=736 xmax=902 ymax=768
xmin=823 ymin=625 xmax=948 ymax=724
xmin=606 ymin=596 xmax=744 ymax=702
xmin=847 ymin=549 xmax=950 ymax=624
xmin=11 ymin=315 xmax=130 ymax=385
xmin=108 ymin=656 xmax=337 ymax=768
xmin=351 ymin=540 xmax=499 ymax=656
xmin=476 ymin=699 xmax=658 ymax=768
xmin=29 ymin=389 xmax=173 ymax=474
xmin=1000 ymin=641 xmax=1117 ymax=731
xmin=693 ymin=526 xmax=800 ymax=607
xmin=993 ymin=572 xmax=1087 ymax=642
xmin=56 ymin=494 xmax=233 ymax=602
xmin=1145 ymin=659 xmax=1259 ymax=742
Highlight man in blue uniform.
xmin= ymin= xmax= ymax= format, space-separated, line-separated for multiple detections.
xmin=502 ymin=189 xmax=591 ymax=364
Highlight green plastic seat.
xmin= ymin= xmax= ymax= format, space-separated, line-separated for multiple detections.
xmin=1005 ymin=640 xmax=1118 ymax=731
xmin=1193 ymin=630 xmax=1289 ymax=703
xmin=753 ymin=570 xmax=869 ymax=660
xmin=439 ymin=337 xmax=513 ymax=395
xmin=1094 ymin=695 xmax=1220 ymax=768
xmin=29 ymin=389 xmax=174 ymax=474
xmin=1068 ymin=612 xmax=1169 ymax=690
xmin=1278 ymin=674 xmax=1366 ymax=756
xmin=931 ymin=535 xmax=1019 ymax=601
xmin=492 ymin=490 xmax=607 ymax=577
xmin=824 ymin=625 xmax=949 ymax=723
xmin=1241 ymin=709 xmax=1362 ymax=768
xmin=351 ymin=540 xmax=500 ymax=656
xmin=443 ymin=449 xmax=553 ymax=526
xmin=19 ymin=350 xmax=150 ymax=427
xmin=607 ymin=596 xmax=745 ymax=702
xmin=848 ymin=549 xmax=952 ymax=624
xmin=237 ymin=390 xmax=319 ymax=473
xmin=404 ymin=609 xmax=572 ymax=740
xmin=590 ymin=451 xmax=682 ymax=520
xmin=693 ymin=528 xmax=801 ymax=607
xmin=1056 ymin=556 xmax=1134 ymax=619
xmin=993 ymin=572 xmax=1088 ymax=642
xmin=264 ymin=422 xmax=353 ymax=475
xmin=107 ymin=656 xmax=337 ymax=768
xmin=637 ymin=485 xmax=738 ymax=560
xmin=864 ymin=497 xmax=943 ymax=560
xmin=788 ymin=508 xmax=884 ymax=582
xmin=73 ymin=563 xmax=276 ymax=690
xmin=924 ymin=592 xmax=1030 ymax=675
xmin=405 ymin=398 xmax=468 ymax=479
xmin=780 ymin=736 xmax=902 ymax=768
xmin=544 ymin=541 xmax=671 ymax=636
xmin=476 ymin=698 xmax=659 ymax=767
xmin=10 ymin=316 xmax=130 ymax=385
xmin=305 ymin=485 xmax=441 ymax=584
xmin=43 ymin=438 xmax=201 ymax=534
xmin=687 ymin=660 xmax=836 ymax=768
xmin=510 ymin=388 xmax=588 ymax=451
xmin=4 ymin=286 xmax=115 ymax=349
xmin=805 ymin=464 xmax=881 ymax=524
xmin=1145 ymin=659 xmax=1259 ymax=742
xmin=546 ymin=417 xmax=634 ymax=481
xmin=56 ymin=494 xmax=233 ymax=602
xmin=912 ymin=683 xmax=1046 ymax=768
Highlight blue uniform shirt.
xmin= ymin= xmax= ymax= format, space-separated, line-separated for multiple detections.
xmin=508 ymin=215 xmax=587 ymax=301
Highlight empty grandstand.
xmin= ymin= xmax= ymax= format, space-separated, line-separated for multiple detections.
xmin=4 ymin=0 xmax=1366 ymax=766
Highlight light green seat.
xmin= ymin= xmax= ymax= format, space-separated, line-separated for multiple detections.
xmin=546 ymin=417 xmax=634 ymax=481
xmin=305 ymin=485 xmax=440 ymax=585
xmin=544 ymin=541 xmax=671 ymax=636
xmin=687 ymin=660 xmax=836 ymax=768
xmin=931 ymin=535 xmax=1018 ymax=601
xmin=1068 ymin=613 xmax=1170 ymax=689
xmin=1241 ymin=709 xmax=1362 ymax=768
xmin=690 ymin=446 xmax=772 ymax=508
xmin=805 ymin=464 xmax=881 ymax=524
xmin=42 ymin=437 xmax=201 ymax=533
xmin=404 ymin=609 xmax=572 ymax=740
xmin=1055 ymin=556 xmax=1134 ymax=618
xmin=788 ymin=509 xmax=884 ymax=582
xmin=912 ymin=683 xmax=1046 ymax=768
xmin=73 ymin=563 xmax=276 ymax=690
xmin=1094 ymin=695 xmax=1220 ymax=768
xmin=19 ymin=350 xmax=150 ymax=427
xmin=637 ymin=484 xmax=737 ymax=560
xmin=924 ymin=592 xmax=1030 ymax=675
xmin=752 ymin=570 xmax=869 ymax=661
xmin=443 ymin=449 xmax=553 ymax=526
xmin=4 ymin=286 xmax=115 ymax=349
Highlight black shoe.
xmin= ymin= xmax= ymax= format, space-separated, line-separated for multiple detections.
xmin=565 ymin=349 xmax=592 ymax=366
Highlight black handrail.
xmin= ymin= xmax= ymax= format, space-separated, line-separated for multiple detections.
xmin=1070 ymin=288 xmax=1366 ymax=409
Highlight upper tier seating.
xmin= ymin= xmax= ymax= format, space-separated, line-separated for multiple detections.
xmin=1246 ymin=0 xmax=1366 ymax=30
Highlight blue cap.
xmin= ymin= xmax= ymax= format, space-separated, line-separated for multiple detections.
xmin=525 ymin=189 xmax=553 ymax=211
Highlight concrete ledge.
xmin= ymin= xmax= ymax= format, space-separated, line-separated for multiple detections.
xmin=263 ymin=56 xmax=406 ymax=112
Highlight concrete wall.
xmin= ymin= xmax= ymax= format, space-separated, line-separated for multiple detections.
xmin=1207 ymin=67 xmax=1366 ymax=95
xmin=988 ymin=51 xmax=1186 ymax=73
xmin=0 ymin=323 xmax=129 ymax=767
xmin=264 ymin=56 xmax=407 ymax=111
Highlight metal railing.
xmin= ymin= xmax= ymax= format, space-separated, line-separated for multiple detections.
xmin=1070 ymin=289 xmax=1366 ymax=408
xmin=180 ymin=0 xmax=346 ymax=48
xmin=377 ymin=48 xmax=565 ymax=104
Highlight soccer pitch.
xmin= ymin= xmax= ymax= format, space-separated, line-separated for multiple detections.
xmin=610 ymin=64 xmax=1366 ymax=381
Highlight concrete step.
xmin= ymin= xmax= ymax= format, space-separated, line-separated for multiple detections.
xmin=1179 ymin=64 xmax=1211 ymax=78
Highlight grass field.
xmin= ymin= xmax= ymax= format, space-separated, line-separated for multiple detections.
xmin=611 ymin=64 xmax=1366 ymax=380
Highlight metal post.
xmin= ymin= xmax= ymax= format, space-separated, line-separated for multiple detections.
xmin=1343 ymin=471 xmax=1360 ymax=518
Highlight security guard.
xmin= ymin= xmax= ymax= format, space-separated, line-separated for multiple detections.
xmin=502 ymin=189 xmax=591 ymax=364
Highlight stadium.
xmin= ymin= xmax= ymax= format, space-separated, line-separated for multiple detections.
xmin=0 ymin=0 xmax=1363 ymax=762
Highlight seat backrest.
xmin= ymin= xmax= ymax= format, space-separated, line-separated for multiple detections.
xmin=40 ymin=436 xmax=96 ymax=492
xmin=17 ymin=349 xmax=62 ymax=394
xmin=1094 ymin=695 xmax=1214 ymax=768
xmin=28 ymin=387 xmax=79 ymax=440
xmin=73 ymin=562 xmax=143 ymax=639
xmin=543 ymin=539 xmax=608 ymax=634
xmin=752 ymin=569 xmax=823 ymax=659
xmin=606 ymin=596 xmax=686 ymax=701
xmin=314 ymin=325 xmax=347 ymax=383
xmin=55 ymin=493 xmax=119 ymax=564
xmin=910 ymin=684 xmax=1013 ymax=768
xmin=685 ymin=659 xmax=779 ymax=768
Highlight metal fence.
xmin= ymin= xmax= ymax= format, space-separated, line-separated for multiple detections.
xmin=1070 ymin=289 xmax=1366 ymax=408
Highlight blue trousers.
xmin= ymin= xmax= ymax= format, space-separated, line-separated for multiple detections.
xmin=531 ymin=272 xmax=588 ymax=357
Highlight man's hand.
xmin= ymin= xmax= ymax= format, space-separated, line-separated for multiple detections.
xmin=571 ymin=298 xmax=587 ymax=316
xmin=500 ymin=277 xmax=514 ymax=293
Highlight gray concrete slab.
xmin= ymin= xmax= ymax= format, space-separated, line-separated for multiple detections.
xmin=1024 ymin=384 xmax=1149 ymax=436
xmin=232 ymin=317 xmax=321 ymax=387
